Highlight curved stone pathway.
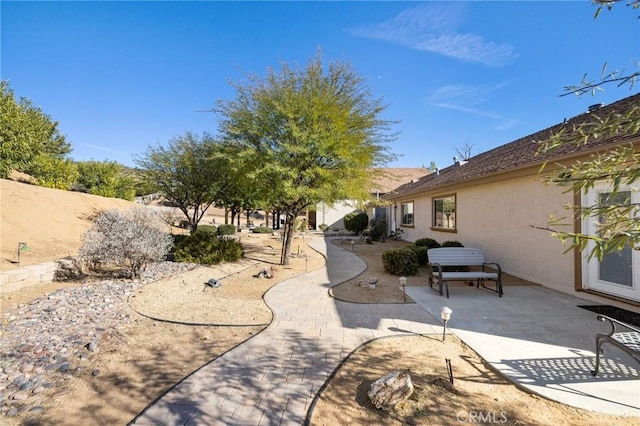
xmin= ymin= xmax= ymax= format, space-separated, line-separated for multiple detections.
xmin=131 ymin=237 xmax=439 ymax=425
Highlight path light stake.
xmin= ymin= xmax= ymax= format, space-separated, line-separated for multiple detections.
xmin=399 ymin=276 xmax=407 ymax=302
xmin=446 ymin=358 xmax=454 ymax=385
xmin=441 ymin=307 xmax=452 ymax=342
xmin=350 ymin=240 xmax=354 ymax=251
xmin=17 ymin=242 xmax=29 ymax=266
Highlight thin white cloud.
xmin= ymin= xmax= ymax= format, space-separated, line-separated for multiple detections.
xmin=429 ymin=83 xmax=518 ymax=131
xmin=429 ymin=82 xmax=509 ymax=105
xmin=350 ymin=4 xmax=517 ymax=67
xmin=80 ymin=143 xmax=130 ymax=156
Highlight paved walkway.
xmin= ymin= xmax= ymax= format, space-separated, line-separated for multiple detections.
xmin=131 ymin=237 xmax=440 ymax=425
xmin=132 ymin=236 xmax=640 ymax=425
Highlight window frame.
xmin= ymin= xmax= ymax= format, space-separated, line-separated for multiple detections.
xmin=431 ymin=193 xmax=457 ymax=232
xmin=400 ymin=201 xmax=414 ymax=227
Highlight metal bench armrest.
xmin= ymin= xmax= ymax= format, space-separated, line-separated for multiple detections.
xmin=596 ymin=314 xmax=640 ymax=336
xmin=483 ymin=262 xmax=502 ymax=274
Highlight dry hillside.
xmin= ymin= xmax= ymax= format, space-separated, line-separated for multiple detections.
xmin=0 ymin=179 xmax=137 ymax=272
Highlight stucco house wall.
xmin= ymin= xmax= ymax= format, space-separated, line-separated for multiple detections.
xmin=392 ymin=170 xmax=574 ymax=292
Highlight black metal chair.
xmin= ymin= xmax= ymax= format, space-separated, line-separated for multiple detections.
xmin=591 ymin=314 xmax=640 ymax=376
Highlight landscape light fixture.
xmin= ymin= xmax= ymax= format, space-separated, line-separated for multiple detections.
xmin=399 ymin=276 xmax=407 ymax=302
xmin=17 ymin=242 xmax=29 ymax=266
xmin=441 ymin=307 xmax=452 ymax=342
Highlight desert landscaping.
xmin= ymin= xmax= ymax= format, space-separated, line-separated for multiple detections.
xmin=1 ymin=178 xmax=639 ymax=425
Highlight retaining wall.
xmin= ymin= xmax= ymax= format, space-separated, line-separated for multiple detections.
xmin=0 ymin=261 xmax=58 ymax=294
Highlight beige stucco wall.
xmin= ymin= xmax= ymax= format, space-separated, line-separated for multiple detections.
xmin=395 ymin=171 xmax=576 ymax=293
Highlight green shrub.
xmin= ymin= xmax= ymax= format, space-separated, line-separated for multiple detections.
xmin=382 ymin=247 xmax=418 ymax=276
xmin=441 ymin=240 xmax=464 ymax=247
xmin=344 ymin=212 xmax=369 ymax=235
xmin=253 ymin=226 xmax=273 ymax=234
xmin=409 ymin=245 xmax=429 ymax=266
xmin=172 ymin=234 xmax=189 ymax=246
xmin=319 ymin=223 xmax=329 ymax=232
xmin=415 ymin=238 xmax=441 ymax=249
xmin=174 ymin=232 xmax=244 ymax=264
xmin=369 ymin=219 xmax=387 ymax=241
xmin=216 ymin=224 xmax=237 ymax=235
xmin=196 ymin=225 xmax=217 ymax=235
xmin=295 ymin=217 xmax=309 ymax=232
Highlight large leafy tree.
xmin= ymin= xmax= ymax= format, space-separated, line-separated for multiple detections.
xmin=76 ymin=160 xmax=136 ymax=201
xmin=537 ymin=0 xmax=640 ymax=260
xmin=134 ymin=132 xmax=233 ymax=232
xmin=216 ymin=53 xmax=396 ymax=264
xmin=0 ymin=81 xmax=71 ymax=178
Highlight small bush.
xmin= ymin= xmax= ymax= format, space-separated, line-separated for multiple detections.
xmin=295 ymin=217 xmax=309 ymax=232
xmin=253 ymin=226 xmax=273 ymax=234
xmin=382 ymin=247 xmax=418 ymax=276
xmin=415 ymin=238 xmax=441 ymax=249
xmin=174 ymin=233 xmax=244 ymax=264
xmin=441 ymin=240 xmax=464 ymax=247
xmin=319 ymin=223 xmax=329 ymax=232
xmin=196 ymin=225 xmax=217 ymax=235
xmin=369 ymin=219 xmax=387 ymax=241
xmin=409 ymin=245 xmax=429 ymax=266
xmin=216 ymin=224 xmax=237 ymax=235
xmin=344 ymin=212 xmax=369 ymax=235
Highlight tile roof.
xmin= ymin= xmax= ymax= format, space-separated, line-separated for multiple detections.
xmin=385 ymin=92 xmax=640 ymax=200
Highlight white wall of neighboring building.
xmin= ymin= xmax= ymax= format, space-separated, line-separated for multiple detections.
xmin=316 ymin=200 xmax=360 ymax=231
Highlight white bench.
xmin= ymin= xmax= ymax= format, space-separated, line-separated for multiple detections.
xmin=427 ymin=247 xmax=503 ymax=298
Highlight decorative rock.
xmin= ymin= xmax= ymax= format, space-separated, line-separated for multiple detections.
xmin=12 ymin=391 xmax=29 ymax=401
xmin=86 ymin=341 xmax=98 ymax=353
xmin=368 ymin=371 xmax=414 ymax=411
xmin=58 ymin=362 xmax=72 ymax=372
xmin=20 ymin=363 xmax=34 ymax=373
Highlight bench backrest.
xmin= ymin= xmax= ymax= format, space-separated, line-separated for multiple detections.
xmin=427 ymin=247 xmax=486 ymax=266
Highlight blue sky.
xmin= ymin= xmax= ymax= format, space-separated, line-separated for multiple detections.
xmin=2 ymin=1 xmax=639 ymax=170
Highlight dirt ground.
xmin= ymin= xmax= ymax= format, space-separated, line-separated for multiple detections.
xmin=2 ymin=179 xmax=638 ymax=425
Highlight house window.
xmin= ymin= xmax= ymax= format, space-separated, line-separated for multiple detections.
xmin=400 ymin=201 xmax=414 ymax=226
xmin=433 ymin=195 xmax=456 ymax=230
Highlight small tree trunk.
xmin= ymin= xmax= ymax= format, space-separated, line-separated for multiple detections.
xmin=280 ymin=213 xmax=295 ymax=265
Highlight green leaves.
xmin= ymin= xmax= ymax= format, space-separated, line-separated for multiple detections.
xmin=0 ymin=81 xmax=72 ymax=178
